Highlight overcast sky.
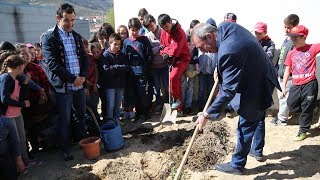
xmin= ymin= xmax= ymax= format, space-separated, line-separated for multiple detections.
xmin=114 ymin=0 xmax=320 ymax=49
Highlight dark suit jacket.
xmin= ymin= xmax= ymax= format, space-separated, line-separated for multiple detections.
xmin=41 ymin=25 xmax=89 ymax=93
xmin=207 ymin=22 xmax=281 ymax=121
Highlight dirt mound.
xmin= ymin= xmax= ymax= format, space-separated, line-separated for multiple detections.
xmin=165 ymin=121 xmax=234 ymax=172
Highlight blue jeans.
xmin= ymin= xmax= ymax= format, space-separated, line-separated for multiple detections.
xmin=151 ymin=67 xmax=169 ymax=103
xmin=231 ymin=111 xmax=266 ymax=169
xmin=181 ymin=74 xmax=196 ymax=108
xmin=54 ymin=88 xmax=87 ymax=153
xmin=198 ymin=73 xmax=214 ymax=109
xmin=105 ymin=88 xmax=124 ymax=122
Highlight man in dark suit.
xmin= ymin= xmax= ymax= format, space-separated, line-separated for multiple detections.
xmin=192 ymin=22 xmax=281 ymax=174
xmin=41 ymin=3 xmax=88 ymax=161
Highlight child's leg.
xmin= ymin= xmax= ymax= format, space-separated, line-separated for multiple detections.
xmin=10 ymin=115 xmax=29 ymax=162
xmin=299 ymin=80 xmax=318 ymax=133
xmin=0 ymin=151 xmax=18 ymax=180
xmin=114 ymin=88 xmax=124 ymax=122
xmin=185 ymin=76 xmax=195 ymax=109
xmin=105 ymin=89 xmax=116 ymax=120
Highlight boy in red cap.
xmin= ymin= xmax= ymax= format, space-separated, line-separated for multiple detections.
xmin=254 ymin=22 xmax=275 ymax=61
xmin=281 ymin=25 xmax=320 ymax=141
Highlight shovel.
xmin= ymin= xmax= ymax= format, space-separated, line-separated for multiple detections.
xmin=159 ymin=65 xmax=177 ymax=124
xmin=174 ymin=80 xmax=219 ymax=180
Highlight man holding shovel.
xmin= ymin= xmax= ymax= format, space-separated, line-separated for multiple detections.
xmin=192 ymin=22 xmax=281 ymax=174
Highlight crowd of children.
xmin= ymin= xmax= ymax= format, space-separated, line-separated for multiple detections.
xmin=0 ymin=4 xmax=320 ymax=178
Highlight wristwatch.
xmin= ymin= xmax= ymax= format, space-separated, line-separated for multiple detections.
xmin=202 ymin=112 xmax=211 ymax=119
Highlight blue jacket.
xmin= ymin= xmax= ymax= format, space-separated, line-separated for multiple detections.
xmin=0 ymin=73 xmax=29 ymax=115
xmin=41 ymin=25 xmax=89 ymax=93
xmin=98 ymin=49 xmax=130 ymax=89
xmin=207 ymin=22 xmax=281 ymax=121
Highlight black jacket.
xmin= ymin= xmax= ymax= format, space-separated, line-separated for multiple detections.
xmin=98 ymin=49 xmax=130 ymax=89
xmin=41 ymin=25 xmax=89 ymax=93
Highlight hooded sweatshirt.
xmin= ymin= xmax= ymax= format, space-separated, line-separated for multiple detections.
xmin=160 ymin=20 xmax=190 ymax=63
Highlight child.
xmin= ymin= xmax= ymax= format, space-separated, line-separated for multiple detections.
xmin=117 ymin=25 xmax=129 ymax=42
xmin=253 ymin=22 xmax=276 ymax=61
xmin=271 ymin=14 xmax=299 ymax=126
xmin=0 ymin=116 xmax=25 ymax=179
xmin=101 ymin=33 xmax=130 ymax=122
xmin=97 ymin=22 xmax=115 ymax=50
xmin=143 ymin=14 xmax=169 ymax=115
xmin=282 ymin=25 xmax=320 ymax=141
xmin=16 ymin=43 xmax=49 ymax=159
xmin=86 ymin=42 xmax=100 ymax=121
xmin=122 ymin=17 xmax=153 ymax=121
xmin=181 ymin=20 xmax=200 ymax=115
xmin=0 ymin=55 xmax=34 ymax=168
xmin=158 ymin=14 xmax=190 ymax=115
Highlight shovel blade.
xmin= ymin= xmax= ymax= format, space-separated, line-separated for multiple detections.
xmin=160 ymin=103 xmax=177 ymax=124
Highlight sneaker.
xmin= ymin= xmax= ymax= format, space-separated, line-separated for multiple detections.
xmin=154 ymin=105 xmax=162 ymax=115
xmin=129 ymin=111 xmax=135 ymax=119
xmin=226 ymin=112 xmax=232 ymax=118
xmin=122 ymin=112 xmax=130 ymax=120
xmin=248 ymin=151 xmax=265 ymax=162
xmin=171 ymin=99 xmax=181 ymax=109
xmin=177 ymin=111 xmax=184 ymax=117
xmin=270 ymin=118 xmax=287 ymax=126
xmin=63 ymin=153 xmax=74 ymax=161
xmin=293 ymin=132 xmax=307 ymax=141
xmin=25 ymin=159 xmax=42 ymax=168
xmin=183 ymin=107 xmax=192 ymax=115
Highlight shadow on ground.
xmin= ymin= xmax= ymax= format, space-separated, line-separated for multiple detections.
xmin=245 ymin=145 xmax=320 ymax=179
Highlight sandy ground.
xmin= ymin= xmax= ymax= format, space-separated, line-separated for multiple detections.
xmin=19 ymin=110 xmax=320 ymax=180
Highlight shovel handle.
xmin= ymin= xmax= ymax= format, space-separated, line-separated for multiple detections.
xmin=174 ymin=80 xmax=219 ymax=180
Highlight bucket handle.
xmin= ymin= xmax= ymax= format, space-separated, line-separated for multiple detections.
xmin=103 ymin=117 xmax=119 ymax=126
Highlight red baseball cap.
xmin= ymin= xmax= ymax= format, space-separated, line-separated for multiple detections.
xmin=288 ymin=25 xmax=309 ymax=37
xmin=254 ymin=22 xmax=267 ymax=33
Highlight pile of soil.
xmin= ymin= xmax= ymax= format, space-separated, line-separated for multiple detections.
xmin=21 ymin=119 xmax=234 ymax=180
xmin=93 ymin=121 xmax=234 ymax=179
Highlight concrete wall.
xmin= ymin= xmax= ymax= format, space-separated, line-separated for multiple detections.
xmin=0 ymin=2 xmax=90 ymax=44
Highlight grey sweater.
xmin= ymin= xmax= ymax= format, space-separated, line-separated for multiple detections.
xmin=145 ymin=26 xmax=167 ymax=68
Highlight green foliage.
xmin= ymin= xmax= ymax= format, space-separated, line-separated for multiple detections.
xmin=104 ymin=6 xmax=115 ymax=28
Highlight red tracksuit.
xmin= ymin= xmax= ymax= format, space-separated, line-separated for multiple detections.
xmin=160 ymin=20 xmax=190 ymax=111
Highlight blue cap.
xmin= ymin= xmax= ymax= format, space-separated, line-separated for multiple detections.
xmin=206 ymin=18 xmax=217 ymax=27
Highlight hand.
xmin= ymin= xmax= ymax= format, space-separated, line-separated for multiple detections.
xmin=195 ymin=114 xmax=209 ymax=132
xmin=159 ymin=45 xmax=165 ymax=51
xmin=24 ymin=100 xmax=30 ymax=107
xmin=38 ymin=90 xmax=48 ymax=104
xmin=24 ymin=73 xmax=32 ymax=85
xmin=195 ymin=64 xmax=200 ymax=74
xmin=73 ymin=76 xmax=85 ymax=87
xmin=281 ymin=83 xmax=286 ymax=98
xmin=16 ymin=156 xmax=25 ymax=174
xmin=85 ymin=88 xmax=90 ymax=96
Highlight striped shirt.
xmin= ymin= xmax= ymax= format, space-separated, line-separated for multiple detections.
xmin=58 ymin=26 xmax=82 ymax=90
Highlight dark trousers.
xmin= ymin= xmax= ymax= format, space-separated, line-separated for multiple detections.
xmin=86 ymin=88 xmax=100 ymax=121
xmin=0 ymin=152 xmax=18 ymax=180
xmin=198 ymin=73 xmax=214 ymax=109
xmin=151 ymin=67 xmax=169 ymax=104
xmin=134 ymin=76 xmax=152 ymax=117
xmin=287 ymin=80 xmax=318 ymax=133
xmin=54 ymin=88 xmax=87 ymax=153
xmin=98 ymin=87 xmax=106 ymax=119
xmin=231 ymin=111 xmax=266 ymax=169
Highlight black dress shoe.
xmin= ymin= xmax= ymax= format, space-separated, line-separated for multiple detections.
xmin=249 ymin=151 xmax=266 ymax=162
xmin=214 ymin=162 xmax=243 ymax=175
xmin=63 ymin=153 xmax=74 ymax=161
